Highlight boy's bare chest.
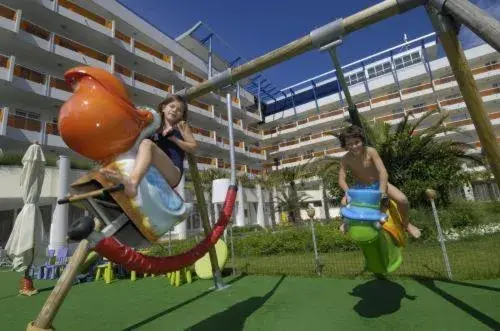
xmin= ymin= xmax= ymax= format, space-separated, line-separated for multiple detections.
xmin=347 ymin=154 xmax=374 ymax=171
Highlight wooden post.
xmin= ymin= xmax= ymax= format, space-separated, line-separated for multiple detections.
xmin=427 ymin=7 xmax=500 ymax=188
xmin=429 ymin=0 xmax=500 ymax=53
xmin=186 ymin=154 xmax=225 ymax=289
xmin=29 ymin=240 xmax=91 ymax=330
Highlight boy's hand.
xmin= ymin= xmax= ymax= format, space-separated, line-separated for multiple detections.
xmin=380 ymin=193 xmax=390 ymax=210
xmin=341 ymin=194 xmax=348 ymax=206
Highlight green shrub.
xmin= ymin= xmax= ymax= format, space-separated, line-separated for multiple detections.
xmin=231 ymin=224 xmax=266 ymax=235
xmin=136 ymin=202 xmax=500 ymax=258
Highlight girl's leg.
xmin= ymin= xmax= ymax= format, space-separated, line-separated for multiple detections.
xmin=101 ymin=139 xmax=180 ymax=197
xmin=386 ymin=183 xmax=421 ymax=239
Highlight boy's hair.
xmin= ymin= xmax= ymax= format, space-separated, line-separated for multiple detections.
xmin=338 ymin=125 xmax=366 ymax=148
xmin=157 ymin=94 xmax=189 ymax=123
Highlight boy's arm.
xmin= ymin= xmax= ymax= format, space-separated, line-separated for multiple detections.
xmin=338 ymin=158 xmax=349 ymax=192
xmin=369 ymin=147 xmax=389 ymax=195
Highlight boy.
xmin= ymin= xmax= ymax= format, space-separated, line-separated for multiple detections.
xmin=337 ymin=125 xmax=421 ymax=239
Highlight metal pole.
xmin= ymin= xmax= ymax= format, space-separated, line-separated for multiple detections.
xmin=322 ymin=40 xmax=364 ymax=129
xmin=208 ymin=36 xmax=213 ymax=79
xmin=429 ymin=0 xmax=500 ymax=53
xmin=427 ymin=6 xmax=500 ymax=188
xmin=426 ymin=189 xmax=453 ymax=280
xmin=182 ymin=0 xmax=424 ymax=101
xmin=226 ymin=93 xmax=237 ymax=184
xmin=306 ymin=206 xmax=322 ymax=276
xmin=226 ymin=91 xmax=238 ymax=277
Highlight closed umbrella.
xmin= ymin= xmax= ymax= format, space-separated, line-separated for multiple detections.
xmin=5 ymin=142 xmax=47 ymax=296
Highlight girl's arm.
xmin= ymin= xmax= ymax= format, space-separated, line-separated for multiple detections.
xmin=169 ymin=121 xmax=198 ymax=153
xmin=369 ymin=147 xmax=388 ymax=195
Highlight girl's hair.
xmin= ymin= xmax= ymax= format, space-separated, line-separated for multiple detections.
xmin=156 ymin=94 xmax=189 ymax=129
xmin=338 ymin=125 xmax=366 ymax=148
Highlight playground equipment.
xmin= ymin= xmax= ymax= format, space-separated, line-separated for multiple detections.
xmin=29 ymin=1 xmax=500 ymax=330
xmin=194 ymin=239 xmax=229 ymax=280
xmin=341 ymin=189 xmax=405 ymax=274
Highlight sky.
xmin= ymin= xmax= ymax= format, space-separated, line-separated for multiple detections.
xmin=118 ymin=0 xmax=499 ymax=92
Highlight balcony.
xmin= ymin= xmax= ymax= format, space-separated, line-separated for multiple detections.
xmin=53 ymin=35 xmax=109 ymax=70
xmin=133 ymin=39 xmax=173 ymax=72
xmin=0 ymin=107 xmax=67 ymax=148
xmin=18 ymin=20 xmax=51 ymax=50
xmin=434 ymin=63 xmax=500 ymax=92
xmin=0 ymin=4 xmax=16 ymax=31
xmin=133 ymin=72 xmax=171 ymax=99
xmin=12 ymin=64 xmax=45 ymax=95
xmin=370 ymin=91 xmax=401 ymax=112
xmin=57 ymin=0 xmax=112 ymax=36
xmin=48 ymin=77 xmax=72 ymax=101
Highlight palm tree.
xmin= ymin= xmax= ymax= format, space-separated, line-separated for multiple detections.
xmin=275 ymin=188 xmax=311 ymax=224
xmin=267 ymin=162 xmax=315 ymax=223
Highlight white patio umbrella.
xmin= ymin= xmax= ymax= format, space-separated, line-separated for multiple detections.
xmin=5 ymin=142 xmax=47 ymax=295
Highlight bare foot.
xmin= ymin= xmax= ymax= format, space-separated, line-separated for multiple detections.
xmin=99 ymin=168 xmax=138 ymax=198
xmin=339 ymin=222 xmax=348 ymax=234
xmin=406 ymin=223 xmax=421 ymax=239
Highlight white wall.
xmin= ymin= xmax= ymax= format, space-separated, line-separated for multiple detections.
xmin=0 ymin=165 xmax=87 ymax=210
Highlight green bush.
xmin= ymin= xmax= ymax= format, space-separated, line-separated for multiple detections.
xmin=140 ymin=202 xmax=500 ymax=258
xmin=231 ymin=224 xmax=266 ymax=235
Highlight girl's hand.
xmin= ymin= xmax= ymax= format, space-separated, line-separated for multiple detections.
xmin=176 ymin=121 xmax=188 ymax=132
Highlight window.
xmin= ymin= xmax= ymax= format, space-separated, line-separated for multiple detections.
xmin=15 ymin=110 xmax=40 ymax=119
xmin=347 ymin=71 xmax=366 ymax=86
xmin=485 ymin=60 xmax=498 ymax=66
xmin=412 ymin=103 xmax=425 ymax=108
xmin=493 ymin=82 xmax=500 ymax=88
xmin=366 ymin=61 xmax=392 ymax=79
xmin=393 ymin=51 xmax=422 ymax=70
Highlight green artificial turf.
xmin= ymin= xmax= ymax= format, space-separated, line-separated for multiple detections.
xmin=1 ymin=270 xmax=499 ymax=330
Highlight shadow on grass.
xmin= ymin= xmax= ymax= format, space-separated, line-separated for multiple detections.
xmin=122 ymin=273 xmax=248 ymax=331
xmin=414 ymin=276 xmax=500 ymax=330
xmin=349 ymin=278 xmax=416 ymax=318
xmin=186 ymin=275 xmax=286 ymax=331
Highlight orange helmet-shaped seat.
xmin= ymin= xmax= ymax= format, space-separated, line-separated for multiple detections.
xmin=58 ymin=66 xmax=153 ymax=163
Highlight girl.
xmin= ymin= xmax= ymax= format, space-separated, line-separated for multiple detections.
xmin=100 ymin=94 xmax=197 ymax=197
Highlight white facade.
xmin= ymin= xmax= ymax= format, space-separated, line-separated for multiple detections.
xmin=0 ymin=0 xmax=499 ymax=246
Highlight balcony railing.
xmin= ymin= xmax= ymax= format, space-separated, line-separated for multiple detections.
xmin=45 ymin=122 xmax=59 ymax=135
xmin=372 ymin=92 xmax=400 ymax=104
xmin=185 ymin=70 xmax=204 ymax=83
xmin=435 ymin=63 xmax=500 ymax=86
xmin=401 ymin=82 xmax=433 ymax=95
xmin=20 ymin=20 xmax=50 ymax=40
xmin=190 ymin=100 xmax=211 ymax=112
xmin=192 ymin=126 xmax=213 ymax=138
xmin=0 ymin=4 xmax=16 ymax=20
xmin=14 ymin=64 xmax=45 ymax=84
xmin=115 ymin=63 xmax=132 ymax=77
xmin=54 ymin=35 xmax=108 ymax=63
xmin=134 ymin=72 xmax=171 ymax=93
xmin=115 ymin=30 xmax=131 ymax=44
xmin=407 ymin=104 xmax=438 ymax=116
xmin=135 ymin=40 xmax=171 ymax=64
xmin=7 ymin=114 xmax=41 ymax=132
xmin=59 ymin=0 xmax=111 ymax=28
xmin=50 ymin=77 xmax=72 ymax=92
xmin=0 ymin=54 xmax=8 ymax=68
